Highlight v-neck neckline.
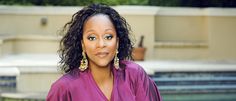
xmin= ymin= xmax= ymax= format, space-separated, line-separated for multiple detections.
xmin=88 ymin=68 xmax=116 ymax=101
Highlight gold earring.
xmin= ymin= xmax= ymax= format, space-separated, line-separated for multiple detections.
xmin=79 ymin=51 xmax=88 ymax=71
xmin=114 ymin=50 xmax=119 ymax=70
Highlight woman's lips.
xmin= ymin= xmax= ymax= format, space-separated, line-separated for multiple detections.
xmin=95 ymin=52 xmax=109 ymax=58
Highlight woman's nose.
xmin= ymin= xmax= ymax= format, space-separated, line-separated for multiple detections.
xmin=97 ymin=38 xmax=106 ymax=48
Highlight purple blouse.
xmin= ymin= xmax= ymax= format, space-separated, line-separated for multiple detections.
xmin=46 ymin=60 xmax=162 ymax=101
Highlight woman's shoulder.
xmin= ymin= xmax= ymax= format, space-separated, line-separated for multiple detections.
xmin=51 ymin=73 xmax=73 ymax=88
xmin=120 ymin=60 xmax=146 ymax=75
xmin=47 ymin=70 xmax=81 ymax=100
xmin=50 ymin=69 xmax=80 ymax=89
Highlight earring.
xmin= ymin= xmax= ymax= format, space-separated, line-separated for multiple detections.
xmin=114 ymin=50 xmax=119 ymax=70
xmin=79 ymin=51 xmax=88 ymax=71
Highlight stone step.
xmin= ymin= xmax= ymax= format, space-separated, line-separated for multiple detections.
xmin=151 ymin=72 xmax=236 ymax=94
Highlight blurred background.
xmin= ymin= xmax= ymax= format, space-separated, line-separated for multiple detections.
xmin=0 ymin=0 xmax=236 ymax=101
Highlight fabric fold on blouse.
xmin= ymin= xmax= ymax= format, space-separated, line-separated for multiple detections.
xmin=46 ymin=60 xmax=162 ymax=101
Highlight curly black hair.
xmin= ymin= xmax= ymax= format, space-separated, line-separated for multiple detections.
xmin=58 ymin=3 xmax=134 ymax=73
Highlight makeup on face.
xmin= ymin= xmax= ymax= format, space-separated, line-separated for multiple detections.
xmin=82 ymin=14 xmax=118 ymax=68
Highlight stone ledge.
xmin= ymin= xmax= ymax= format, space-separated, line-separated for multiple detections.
xmin=0 ymin=92 xmax=46 ymax=100
xmin=0 ymin=34 xmax=15 ymax=45
xmin=0 ymin=54 xmax=59 ymax=73
xmin=157 ymin=7 xmax=236 ymax=16
xmin=1 ymin=54 xmax=236 ymax=75
xmin=0 ymin=34 xmax=60 ymax=41
xmin=0 ymin=34 xmax=15 ymax=40
xmin=1 ymin=5 xmax=236 ymax=16
xmin=136 ymin=60 xmax=236 ymax=75
xmin=0 ymin=5 xmax=159 ymax=15
xmin=154 ymin=42 xmax=208 ymax=48
xmin=0 ymin=67 xmax=19 ymax=76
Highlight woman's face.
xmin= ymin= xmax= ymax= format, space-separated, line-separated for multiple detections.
xmin=82 ymin=14 xmax=118 ymax=68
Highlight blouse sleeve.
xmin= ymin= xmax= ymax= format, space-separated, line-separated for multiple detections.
xmin=46 ymin=81 xmax=72 ymax=101
xmin=135 ymin=66 xmax=162 ymax=101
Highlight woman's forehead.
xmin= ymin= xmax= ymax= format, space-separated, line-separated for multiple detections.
xmin=83 ymin=14 xmax=115 ymax=31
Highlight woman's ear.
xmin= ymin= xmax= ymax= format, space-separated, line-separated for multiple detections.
xmin=116 ymin=38 xmax=119 ymax=49
xmin=81 ymin=41 xmax=85 ymax=51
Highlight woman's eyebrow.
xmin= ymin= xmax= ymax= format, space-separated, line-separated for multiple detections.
xmin=84 ymin=29 xmax=95 ymax=33
xmin=105 ymin=29 xmax=115 ymax=32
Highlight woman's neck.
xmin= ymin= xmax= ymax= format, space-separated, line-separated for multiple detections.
xmin=89 ymin=63 xmax=114 ymax=100
xmin=89 ymin=63 xmax=113 ymax=84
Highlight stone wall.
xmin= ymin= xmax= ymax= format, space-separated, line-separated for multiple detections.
xmin=1 ymin=6 xmax=236 ymax=60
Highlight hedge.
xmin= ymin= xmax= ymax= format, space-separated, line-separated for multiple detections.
xmin=0 ymin=0 xmax=235 ymax=7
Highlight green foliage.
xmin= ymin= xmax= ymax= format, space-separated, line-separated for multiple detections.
xmin=0 ymin=0 xmax=148 ymax=6
xmin=0 ymin=0 xmax=33 ymax=5
xmin=148 ymin=0 xmax=236 ymax=7
xmin=125 ymin=0 xmax=148 ymax=5
xmin=149 ymin=0 xmax=181 ymax=6
xmin=0 ymin=0 xmax=235 ymax=7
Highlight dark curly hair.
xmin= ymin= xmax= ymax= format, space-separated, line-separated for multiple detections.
xmin=58 ymin=3 xmax=134 ymax=73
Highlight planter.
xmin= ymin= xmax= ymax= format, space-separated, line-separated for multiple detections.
xmin=132 ymin=47 xmax=146 ymax=61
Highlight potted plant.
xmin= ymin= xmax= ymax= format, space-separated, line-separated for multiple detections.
xmin=132 ymin=35 xmax=146 ymax=61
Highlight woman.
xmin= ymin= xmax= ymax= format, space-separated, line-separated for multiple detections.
xmin=47 ymin=3 xmax=162 ymax=101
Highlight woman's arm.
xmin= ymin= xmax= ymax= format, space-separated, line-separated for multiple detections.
xmin=135 ymin=66 xmax=162 ymax=101
xmin=46 ymin=80 xmax=72 ymax=101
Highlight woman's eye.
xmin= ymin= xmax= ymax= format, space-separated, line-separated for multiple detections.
xmin=87 ymin=36 xmax=96 ymax=41
xmin=104 ymin=34 xmax=113 ymax=40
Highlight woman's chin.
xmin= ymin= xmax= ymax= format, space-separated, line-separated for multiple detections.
xmin=98 ymin=63 xmax=110 ymax=68
xmin=95 ymin=61 xmax=112 ymax=68
xmin=88 ymin=58 xmax=113 ymax=68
